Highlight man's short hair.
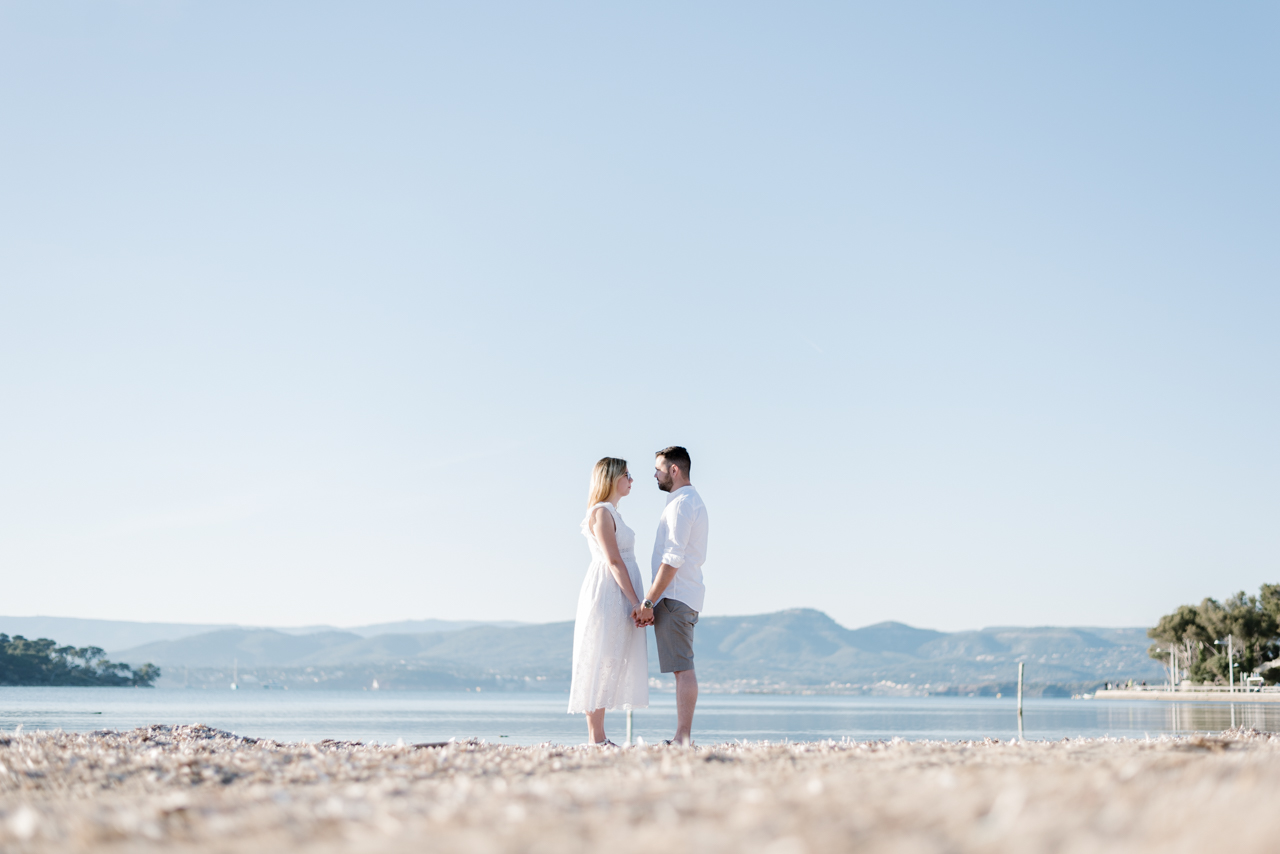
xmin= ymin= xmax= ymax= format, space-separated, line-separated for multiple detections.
xmin=655 ymin=445 xmax=691 ymax=475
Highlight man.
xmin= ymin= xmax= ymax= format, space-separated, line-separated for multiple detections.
xmin=633 ymin=446 xmax=708 ymax=746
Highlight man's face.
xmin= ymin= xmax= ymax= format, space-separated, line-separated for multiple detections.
xmin=654 ymin=457 xmax=675 ymax=493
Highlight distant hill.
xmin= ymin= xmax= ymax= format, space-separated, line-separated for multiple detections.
xmin=112 ymin=608 xmax=1163 ymax=691
xmin=345 ymin=619 xmax=528 ymax=637
xmin=271 ymin=620 xmax=528 ymax=637
xmin=0 ymin=616 xmax=528 ymax=652
xmin=116 ymin=629 xmax=367 ymax=668
xmin=688 ymin=611 xmax=1159 ymax=686
xmin=117 ymin=623 xmax=573 ymax=672
xmin=0 ymin=617 xmax=239 ymax=651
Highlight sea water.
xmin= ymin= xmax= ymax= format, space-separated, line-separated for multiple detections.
xmin=0 ymin=688 xmax=1273 ymax=745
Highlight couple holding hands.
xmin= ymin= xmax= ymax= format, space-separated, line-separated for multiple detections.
xmin=567 ymin=446 xmax=709 ymax=746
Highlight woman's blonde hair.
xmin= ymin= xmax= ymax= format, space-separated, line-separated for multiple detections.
xmin=588 ymin=457 xmax=629 ymax=507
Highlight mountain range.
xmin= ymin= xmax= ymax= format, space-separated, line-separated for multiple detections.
xmin=0 ymin=616 xmax=523 ymax=652
xmin=67 ymin=609 xmax=1164 ymax=693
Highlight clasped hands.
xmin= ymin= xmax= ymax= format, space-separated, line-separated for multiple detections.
xmin=631 ymin=604 xmax=655 ymax=627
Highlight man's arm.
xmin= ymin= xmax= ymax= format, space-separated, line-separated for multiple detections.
xmin=633 ymin=563 xmax=677 ymax=626
xmin=634 ymin=499 xmax=693 ymax=625
xmin=644 ymin=563 xmax=679 ymax=606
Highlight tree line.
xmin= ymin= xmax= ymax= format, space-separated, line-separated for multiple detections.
xmin=0 ymin=634 xmax=160 ymax=686
xmin=1147 ymin=584 xmax=1280 ymax=684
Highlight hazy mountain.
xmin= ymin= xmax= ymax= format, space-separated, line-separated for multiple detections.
xmin=345 ymin=619 xmax=528 ymax=637
xmin=0 ymin=617 xmax=239 ymax=651
xmin=845 ymin=621 xmax=948 ymax=654
xmin=116 ymin=623 xmax=575 ymax=671
xmin=112 ymin=608 xmax=1163 ymax=690
xmin=0 ymin=616 xmax=529 ymax=652
xmin=270 ymin=620 xmax=528 ymax=637
xmin=688 ymin=611 xmax=1159 ymax=686
xmin=117 ymin=630 xmax=366 ymax=668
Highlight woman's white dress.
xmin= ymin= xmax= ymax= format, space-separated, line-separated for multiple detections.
xmin=567 ymin=502 xmax=650 ymax=713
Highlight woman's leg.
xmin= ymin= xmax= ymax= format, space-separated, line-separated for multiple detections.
xmin=586 ymin=708 xmax=606 ymax=744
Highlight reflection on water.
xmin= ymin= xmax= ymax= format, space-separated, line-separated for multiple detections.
xmin=0 ymin=688 xmax=1275 ymax=746
xmin=1158 ymin=700 xmax=1276 ymax=734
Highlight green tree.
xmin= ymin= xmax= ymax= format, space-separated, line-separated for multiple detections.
xmin=130 ymin=663 xmax=161 ymax=686
xmin=1147 ymin=603 xmax=1212 ymax=683
xmin=1148 ymin=589 xmax=1280 ymax=685
xmin=1197 ymin=593 xmax=1277 ymax=681
xmin=1260 ymin=584 xmax=1280 ymax=626
xmin=0 ymin=634 xmax=161 ymax=687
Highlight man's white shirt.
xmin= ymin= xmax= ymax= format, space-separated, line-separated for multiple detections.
xmin=650 ymin=485 xmax=708 ymax=612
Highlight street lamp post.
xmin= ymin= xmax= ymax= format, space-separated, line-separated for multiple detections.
xmin=1215 ymin=636 xmax=1236 ymax=692
xmin=1230 ymin=636 xmax=1236 ymax=692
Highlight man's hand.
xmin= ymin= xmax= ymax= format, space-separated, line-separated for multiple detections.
xmin=636 ymin=605 xmax=655 ymax=627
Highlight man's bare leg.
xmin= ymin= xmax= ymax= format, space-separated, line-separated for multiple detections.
xmin=586 ymin=708 xmax=607 ymax=744
xmin=673 ymin=669 xmax=698 ymax=745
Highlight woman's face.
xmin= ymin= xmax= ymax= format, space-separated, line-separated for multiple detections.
xmin=615 ymin=470 xmax=633 ymax=498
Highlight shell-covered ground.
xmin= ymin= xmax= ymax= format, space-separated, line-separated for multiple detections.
xmin=2 ymin=724 xmax=1278 ymax=853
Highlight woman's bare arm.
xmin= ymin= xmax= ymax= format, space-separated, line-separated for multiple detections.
xmin=591 ymin=507 xmax=641 ymax=607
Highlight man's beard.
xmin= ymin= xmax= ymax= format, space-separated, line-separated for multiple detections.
xmin=656 ymin=472 xmax=674 ymax=492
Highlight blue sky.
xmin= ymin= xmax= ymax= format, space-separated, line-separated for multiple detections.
xmin=1 ymin=3 xmax=1276 ymax=631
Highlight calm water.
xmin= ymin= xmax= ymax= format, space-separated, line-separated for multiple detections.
xmin=1 ymin=688 xmax=1275 ymax=745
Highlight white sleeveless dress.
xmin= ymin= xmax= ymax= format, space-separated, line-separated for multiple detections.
xmin=567 ymin=502 xmax=650 ymax=713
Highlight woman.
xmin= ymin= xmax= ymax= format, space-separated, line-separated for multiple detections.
xmin=567 ymin=457 xmax=650 ymax=745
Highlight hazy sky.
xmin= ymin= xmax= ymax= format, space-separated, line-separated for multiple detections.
xmin=1 ymin=3 xmax=1276 ymax=632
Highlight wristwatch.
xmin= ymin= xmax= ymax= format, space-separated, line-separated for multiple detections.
xmin=642 ymin=599 xmax=654 ymax=610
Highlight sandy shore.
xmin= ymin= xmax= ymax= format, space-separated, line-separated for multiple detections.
xmin=3 ymin=724 xmax=1280 ymax=853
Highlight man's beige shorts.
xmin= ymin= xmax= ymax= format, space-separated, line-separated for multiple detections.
xmin=654 ymin=598 xmax=698 ymax=673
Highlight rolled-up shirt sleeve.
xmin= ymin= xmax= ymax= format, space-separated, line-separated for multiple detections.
xmin=661 ymin=498 xmax=694 ymax=568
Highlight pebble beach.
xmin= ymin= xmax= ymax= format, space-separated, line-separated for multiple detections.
xmin=3 ymin=724 xmax=1279 ymax=853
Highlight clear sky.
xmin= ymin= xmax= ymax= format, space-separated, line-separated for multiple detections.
xmin=1 ymin=3 xmax=1276 ymax=632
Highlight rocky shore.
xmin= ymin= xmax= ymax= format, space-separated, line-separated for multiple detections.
xmin=3 ymin=724 xmax=1279 ymax=853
